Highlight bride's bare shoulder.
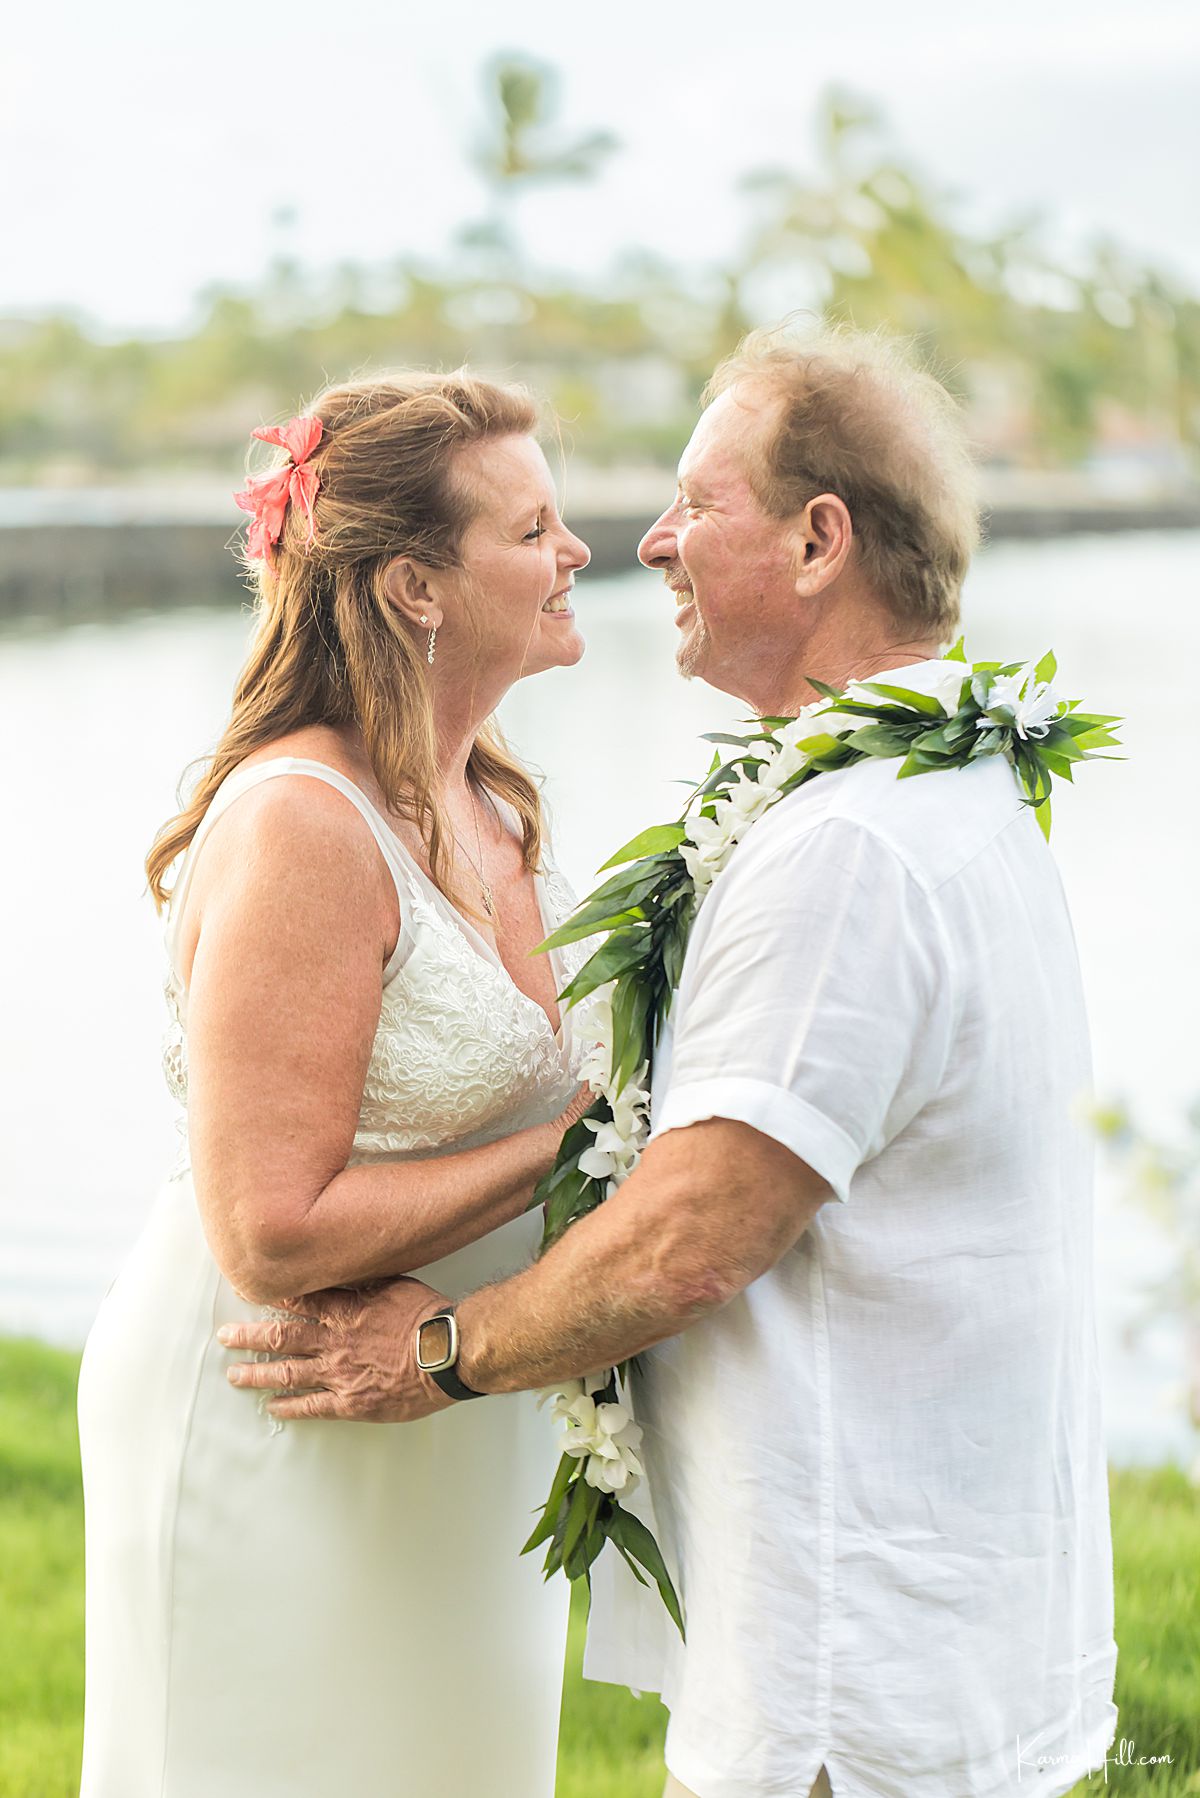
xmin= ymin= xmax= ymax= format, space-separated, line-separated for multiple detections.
xmin=172 ymin=741 xmax=398 ymax=987
xmin=233 ymin=724 xmax=363 ymax=780
xmin=229 ymin=726 xmax=418 ymax=854
xmin=210 ymin=725 xmax=378 ymax=851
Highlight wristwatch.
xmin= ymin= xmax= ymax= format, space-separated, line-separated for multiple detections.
xmin=415 ymin=1305 xmax=486 ymax=1402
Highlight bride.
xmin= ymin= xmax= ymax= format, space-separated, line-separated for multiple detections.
xmin=76 ymin=371 xmax=594 ymax=1796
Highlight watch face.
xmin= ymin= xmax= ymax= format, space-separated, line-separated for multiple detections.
xmin=417 ymin=1314 xmax=454 ymax=1372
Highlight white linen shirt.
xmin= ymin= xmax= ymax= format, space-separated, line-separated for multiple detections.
xmin=584 ymin=681 xmax=1118 ymax=1798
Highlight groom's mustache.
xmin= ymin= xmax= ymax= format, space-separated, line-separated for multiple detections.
xmin=662 ymin=565 xmax=693 ymax=595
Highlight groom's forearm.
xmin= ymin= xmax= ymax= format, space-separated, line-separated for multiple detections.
xmin=455 ymin=1162 xmax=721 ymax=1391
xmin=455 ymin=1117 xmax=828 ymax=1392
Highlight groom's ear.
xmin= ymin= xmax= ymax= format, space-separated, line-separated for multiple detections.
xmin=382 ymin=556 xmax=445 ymax=630
xmin=789 ymin=493 xmax=853 ymax=597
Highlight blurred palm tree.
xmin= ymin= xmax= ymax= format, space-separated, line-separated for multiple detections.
xmin=448 ymin=54 xmax=619 ymax=375
xmin=468 ymin=53 xmax=618 ymax=276
xmin=482 ymin=56 xmax=618 ymax=186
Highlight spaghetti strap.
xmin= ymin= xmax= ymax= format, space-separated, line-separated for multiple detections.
xmin=164 ymin=757 xmax=414 ymax=986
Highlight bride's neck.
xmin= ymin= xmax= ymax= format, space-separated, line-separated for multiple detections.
xmin=335 ymin=695 xmax=492 ymax=807
xmin=430 ymin=688 xmax=501 ymax=799
xmin=341 ymin=671 xmax=504 ymax=806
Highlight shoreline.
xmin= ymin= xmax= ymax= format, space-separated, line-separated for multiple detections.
xmin=2 ymin=491 xmax=1198 ymax=621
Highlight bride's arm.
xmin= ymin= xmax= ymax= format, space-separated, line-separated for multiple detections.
xmin=180 ymin=778 xmax=579 ymax=1307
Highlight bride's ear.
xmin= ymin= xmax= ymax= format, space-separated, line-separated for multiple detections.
xmin=382 ymin=556 xmax=445 ymax=631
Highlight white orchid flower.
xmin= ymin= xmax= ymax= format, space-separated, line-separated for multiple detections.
xmin=578 ymin=1119 xmax=630 ymax=1181
xmin=680 ymin=840 xmax=731 ymax=898
xmin=680 ymin=808 xmax=738 ymax=897
xmin=717 ymin=768 xmax=776 ymax=835
xmin=578 ymin=1069 xmax=650 ymax=1186
xmin=754 ymin=737 xmax=810 ymax=793
xmin=537 ymin=1371 xmax=608 ymax=1413
xmin=789 ymin=704 xmax=863 ymax=743
xmin=538 ymin=1375 xmax=648 ymax=1494
xmin=685 ymin=808 xmax=736 ymax=853
xmin=576 ymin=983 xmax=613 ymax=1040
xmin=545 ymin=1386 xmax=646 ymax=1494
xmin=576 ymin=1042 xmax=611 ymax=1093
xmin=976 ymin=665 xmax=1063 ymax=740
xmin=583 ymin=1427 xmax=645 ymax=1493
xmin=609 ymin=1092 xmax=649 ymax=1148
xmin=577 ymin=1135 xmax=619 ymax=1181
xmin=572 ymin=984 xmax=616 ymax=1089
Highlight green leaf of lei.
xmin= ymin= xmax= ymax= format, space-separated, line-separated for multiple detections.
xmin=599 ymin=822 xmax=688 ymax=870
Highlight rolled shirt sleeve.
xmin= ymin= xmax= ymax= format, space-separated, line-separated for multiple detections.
xmin=652 ymin=816 xmax=957 ymax=1202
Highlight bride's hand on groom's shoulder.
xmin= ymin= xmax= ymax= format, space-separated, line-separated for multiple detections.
xmin=217 ymin=1280 xmax=455 ymax=1424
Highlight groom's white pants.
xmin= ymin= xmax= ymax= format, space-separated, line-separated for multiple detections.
xmin=664 ymin=1766 xmax=832 ymax=1797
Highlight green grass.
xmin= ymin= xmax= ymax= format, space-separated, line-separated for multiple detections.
xmin=2 ymin=1337 xmax=1197 ymax=1797
xmin=0 ymin=1340 xmax=85 ymax=1798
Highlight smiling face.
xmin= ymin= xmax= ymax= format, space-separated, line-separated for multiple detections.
xmin=637 ymin=386 xmax=807 ymax=701
xmin=448 ymin=432 xmax=591 ymax=682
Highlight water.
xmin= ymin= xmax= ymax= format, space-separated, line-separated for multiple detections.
xmin=2 ymin=533 xmax=1197 ymax=1463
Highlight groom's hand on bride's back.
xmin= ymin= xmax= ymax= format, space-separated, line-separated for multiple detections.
xmin=218 ymin=1278 xmax=454 ymax=1423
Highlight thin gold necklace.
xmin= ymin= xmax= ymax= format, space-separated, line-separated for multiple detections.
xmin=452 ymin=793 xmax=497 ymax=919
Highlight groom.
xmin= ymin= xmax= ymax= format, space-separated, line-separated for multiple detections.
xmin=226 ymin=325 xmax=1118 ymax=1797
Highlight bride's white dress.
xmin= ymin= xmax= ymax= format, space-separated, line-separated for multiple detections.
xmin=77 ymin=757 xmax=591 ymax=1797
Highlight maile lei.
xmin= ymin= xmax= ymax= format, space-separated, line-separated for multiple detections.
xmin=520 ymin=642 xmax=1122 ymax=1634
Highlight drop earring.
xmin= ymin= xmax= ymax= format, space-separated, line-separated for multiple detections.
xmin=427 ymin=626 xmax=437 ymax=666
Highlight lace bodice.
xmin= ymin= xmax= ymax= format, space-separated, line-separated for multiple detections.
xmin=161 ymin=759 xmax=593 ymax=1179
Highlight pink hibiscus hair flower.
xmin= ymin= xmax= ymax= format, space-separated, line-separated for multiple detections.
xmin=233 ymin=413 xmax=323 ymax=568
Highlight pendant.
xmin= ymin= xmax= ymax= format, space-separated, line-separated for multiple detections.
xmin=481 ymin=882 xmax=496 ymax=918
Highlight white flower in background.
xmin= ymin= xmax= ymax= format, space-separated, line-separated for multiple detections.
xmin=540 ymin=1376 xmax=646 ymax=1494
xmin=975 ymin=664 xmax=1063 ymax=740
xmin=846 ymin=656 xmax=970 ymax=718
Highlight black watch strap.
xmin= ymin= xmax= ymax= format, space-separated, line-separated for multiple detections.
xmin=417 ymin=1306 xmax=487 ymax=1402
xmin=430 ymin=1359 xmax=486 ymax=1403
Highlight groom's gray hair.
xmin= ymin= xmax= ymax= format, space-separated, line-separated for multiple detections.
xmin=704 ymin=321 xmax=980 ymax=637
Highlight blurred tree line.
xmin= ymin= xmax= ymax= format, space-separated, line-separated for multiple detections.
xmin=1094 ymin=1096 xmax=1200 ymax=1476
xmin=2 ymin=63 xmax=1197 ymax=485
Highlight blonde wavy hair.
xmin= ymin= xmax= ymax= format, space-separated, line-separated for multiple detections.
xmin=145 ymin=370 xmax=546 ymax=914
xmin=705 ymin=322 xmax=980 ymax=638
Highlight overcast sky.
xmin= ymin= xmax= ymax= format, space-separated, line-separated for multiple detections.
xmin=7 ymin=0 xmax=1199 ymax=336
